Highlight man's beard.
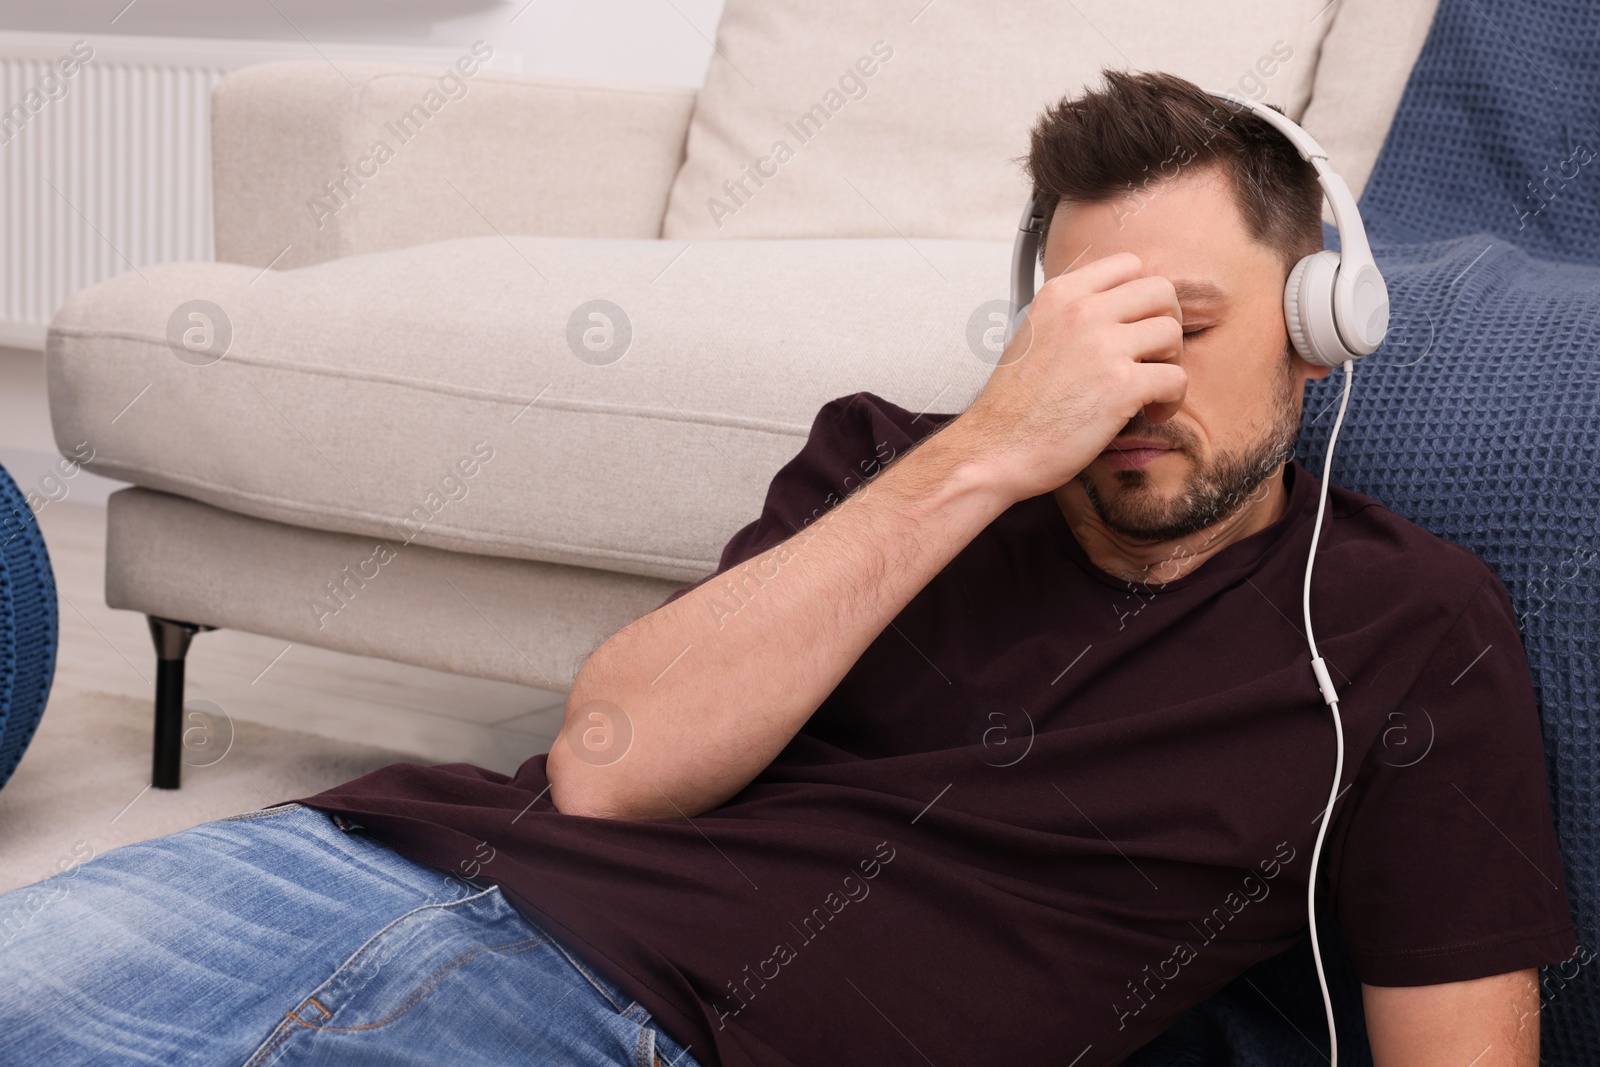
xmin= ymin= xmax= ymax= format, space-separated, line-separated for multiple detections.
xmin=1076 ymin=357 xmax=1301 ymax=544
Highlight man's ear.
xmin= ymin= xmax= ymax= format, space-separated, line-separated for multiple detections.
xmin=1290 ymin=347 xmax=1335 ymax=382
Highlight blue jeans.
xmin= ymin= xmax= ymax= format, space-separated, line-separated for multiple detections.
xmin=0 ymin=802 xmax=700 ymax=1067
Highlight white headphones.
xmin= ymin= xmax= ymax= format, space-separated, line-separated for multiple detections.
xmin=1006 ymin=89 xmax=1390 ymax=368
xmin=1003 ymin=88 xmax=1386 ymax=1064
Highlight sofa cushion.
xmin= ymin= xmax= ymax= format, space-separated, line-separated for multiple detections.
xmin=662 ymin=0 xmax=1337 ymax=242
xmin=1297 ymin=0 xmax=1441 ymax=223
xmin=48 ymin=235 xmax=1007 ymax=584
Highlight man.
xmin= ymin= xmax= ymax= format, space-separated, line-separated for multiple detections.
xmin=0 ymin=71 xmax=1575 ymax=1067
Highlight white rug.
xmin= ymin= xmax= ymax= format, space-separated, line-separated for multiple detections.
xmin=0 ymin=682 xmax=432 ymax=894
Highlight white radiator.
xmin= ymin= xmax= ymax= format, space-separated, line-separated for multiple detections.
xmin=0 ymin=31 xmax=519 ymax=350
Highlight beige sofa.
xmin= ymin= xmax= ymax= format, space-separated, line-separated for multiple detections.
xmin=45 ymin=0 xmax=1438 ymax=786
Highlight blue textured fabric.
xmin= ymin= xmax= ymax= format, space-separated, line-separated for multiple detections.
xmin=1130 ymin=0 xmax=1600 ymax=1061
xmin=0 ymin=464 xmax=58 ymax=791
xmin=1357 ymin=0 xmax=1600 ymax=262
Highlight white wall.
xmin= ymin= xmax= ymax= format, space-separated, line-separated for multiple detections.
xmin=0 ymin=0 xmax=725 ymax=88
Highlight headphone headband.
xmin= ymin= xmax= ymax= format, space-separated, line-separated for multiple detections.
xmin=1007 ymin=88 xmax=1389 ymax=367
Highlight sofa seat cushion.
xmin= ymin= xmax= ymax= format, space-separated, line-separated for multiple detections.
xmin=47 ymin=235 xmax=1006 ymax=583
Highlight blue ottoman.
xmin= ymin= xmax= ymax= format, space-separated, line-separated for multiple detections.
xmin=0 ymin=464 xmax=58 ymax=791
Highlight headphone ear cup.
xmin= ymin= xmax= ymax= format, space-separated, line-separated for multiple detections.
xmin=1283 ymin=249 xmax=1346 ymax=368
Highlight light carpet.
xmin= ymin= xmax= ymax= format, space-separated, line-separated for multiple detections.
xmin=0 ymin=682 xmax=433 ymax=894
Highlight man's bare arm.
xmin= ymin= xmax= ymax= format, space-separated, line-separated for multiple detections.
xmin=546 ymin=250 xmax=1188 ymax=820
xmin=1363 ymin=970 xmax=1540 ymax=1067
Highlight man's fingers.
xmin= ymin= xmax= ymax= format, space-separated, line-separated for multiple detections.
xmin=1093 ymin=274 xmax=1184 ymax=327
xmin=1117 ymin=323 xmax=1187 ymax=423
xmin=1043 ymin=258 xmax=1185 ymax=341
xmin=1137 ymin=362 xmax=1189 ymax=425
xmin=1119 ymin=315 xmax=1185 ymax=365
xmin=1041 ymin=250 xmax=1144 ymax=299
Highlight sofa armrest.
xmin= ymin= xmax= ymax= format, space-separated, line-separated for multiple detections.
xmin=211 ymin=61 xmax=697 ymax=268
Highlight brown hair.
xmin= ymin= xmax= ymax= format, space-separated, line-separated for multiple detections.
xmin=1018 ymin=69 xmax=1324 ymax=277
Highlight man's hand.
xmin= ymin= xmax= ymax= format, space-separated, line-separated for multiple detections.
xmin=1363 ymin=970 xmax=1540 ymax=1066
xmin=958 ymin=249 xmax=1189 ymax=504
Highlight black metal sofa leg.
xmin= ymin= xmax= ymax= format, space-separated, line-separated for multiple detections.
xmin=145 ymin=616 xmax=215 ymax=789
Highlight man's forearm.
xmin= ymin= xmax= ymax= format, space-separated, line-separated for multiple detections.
xmin=546 ymin=417 xmax=1011 ymax=819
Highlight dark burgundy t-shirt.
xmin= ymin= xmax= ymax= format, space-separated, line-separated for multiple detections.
xmin=297 ymin=391 xmax=1576 ymax=1067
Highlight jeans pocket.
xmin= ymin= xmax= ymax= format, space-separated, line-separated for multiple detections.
xmin=242 ymin=884 xmax=547 ymax=1067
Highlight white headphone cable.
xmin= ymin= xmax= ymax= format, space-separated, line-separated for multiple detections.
xmin=1302 ymin=356 xmax=1355 ymax=1065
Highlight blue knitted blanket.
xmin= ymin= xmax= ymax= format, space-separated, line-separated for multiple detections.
xmin=1131 ymin=0 xmax=1600 ymax=1062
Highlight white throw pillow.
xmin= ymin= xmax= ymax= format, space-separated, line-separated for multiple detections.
xmin=663 ymin=0 xmax=1338 ymax=242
